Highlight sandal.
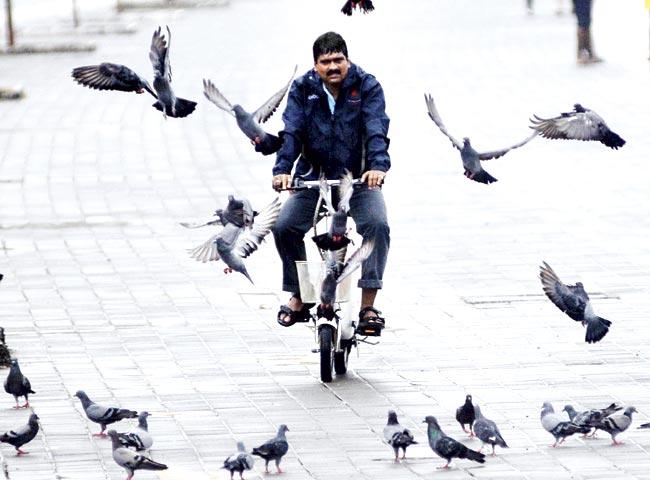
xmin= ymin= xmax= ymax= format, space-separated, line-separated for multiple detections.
xmin=355 ymin=306 xmax=385 ymax=336
xmin=277 ymin=303 xmax=314 ymax=327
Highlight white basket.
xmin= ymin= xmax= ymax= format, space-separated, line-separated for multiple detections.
xmin=295 ymin=261 xmax=352 ymax=304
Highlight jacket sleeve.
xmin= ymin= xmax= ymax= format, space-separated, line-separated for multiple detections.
xmin=272 ymin=81 xmax=305 ymax=176
xmin=362 ymin=78 xmax=391 ymax=172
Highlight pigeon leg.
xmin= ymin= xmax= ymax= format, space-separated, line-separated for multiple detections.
xmin=550 ymin=440 xmax=558 ymax=448
xmin=93 ymin=425 xmax=107 ymax=437
xmin=436 ymin=461 xmax=451 ymax=469
xmin=491 ymin=445 xmax=496 ymax=457
xmin=461 ymin=425 xmax=469 ymax=434
xmin=239 ymin=472 xmax=244 ymax=480
xmin=264 ymin=461 xmax=270 ymax=474
xmin=126 ymin=474 xmax=134 ymax=480
xmin=469 ymin=428 xmax=475 ymax=438
xmin=20 ymin=401 xmax=30 ymax=408
xmin=15 ymin=448 xmax=28 ymax=455
xmin=223 ymin=267 xmax=233 ymax=274
xmin=401 ymin=448 xmax=407 ymax=460
xmin=559 ymin=437 xmax=566 ymax=444
xmin=612 ymin=438 xmax=624 ymax=446
xmin=275 ymin=459 xmax=283 ymax=474
xmin=588 ymin=430 xmax=599 ymax=438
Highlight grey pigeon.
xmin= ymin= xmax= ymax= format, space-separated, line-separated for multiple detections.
xmin=341 ymin=0 xmax=375 ymax=15
xmin=0 ymin=413 xmax=39 ymax=455
xmin=424 ymin=93 xmax=537 ymax=184
xmin=117 ymin=411 xmax=153 ymax=451
xmin=223 ymin=441 xmax=255 ymax=480
xmin=188 ymin=197 xmax=281 ymax=283
xmin=473 ymin=405 xmax=508 ymax=456
xmin=72 ymin=63 xmax=156 ymax=98
xmin=180 ymin=195 xmax=256 ymax=230
xmin=203 ymin=65 xmax=296 ymax=146
xmin=424 ymin=416 xmax=485 ymax=469
xmin=593 ymin=406 xmax=636 ymax=445
xmin=107 ymin=430 xmax=167 ymax=479
xmin=4 ymin=359 xmax=35 ymax=409
xmin=149 ymin=26 xmax=197 ymax=118
xmin=312 ymin=172 xmax=354 ymax=251
xmin=530 ymin=103 xmax=625 ymax=149
xmin=455 ymin=394 xmax=476 ymax=437
xmin=383 ymin=410 xmax=417 ymax=461
xmin=74 ymin=390 xmax=137 ymax=437
xmin=252 ymin=424 xmax=289 ymax=474
xmin=539 ymin=262 xmax=612 ymax=343
xmin=540 ymin=401 xmax=590 ymax=447
xmin=563 ymin=403 xmax=622 ymax=437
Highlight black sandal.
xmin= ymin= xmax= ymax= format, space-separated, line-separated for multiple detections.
xmin=277 ymin=303 xmax=314 ymax=327
xmin=355 ymin=306 xmax=385 ymax=336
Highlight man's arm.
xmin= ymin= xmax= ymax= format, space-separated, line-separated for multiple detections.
xmin=361 ymin=78 xmax=391 ymax=175
xmin=272 ymin=81 xmax=305 ymax=189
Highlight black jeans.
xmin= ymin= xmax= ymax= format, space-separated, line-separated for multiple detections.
xmin=573 ymin=0 xmax=592 ymax=28
xmin=273 ymin=186 xmax=390 ymax=294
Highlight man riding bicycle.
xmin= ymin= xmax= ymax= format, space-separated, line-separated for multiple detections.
xmin=271 ymin=31 xmax=391 ymax=336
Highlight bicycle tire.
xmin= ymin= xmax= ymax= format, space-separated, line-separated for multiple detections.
xmin=334 ymin=342 xmax=351 ymax=375
xmin=319 ymin=326 xmax=334 ymax=383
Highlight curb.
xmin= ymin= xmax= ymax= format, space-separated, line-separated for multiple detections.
xmin=0 ymin=43 xmax=96 ymax=55
xmin=117 ymin=0 xmax=229 ymax=10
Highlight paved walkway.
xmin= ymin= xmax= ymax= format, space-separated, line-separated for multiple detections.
xmin=1 ymin=0 xmax=650 ymax=478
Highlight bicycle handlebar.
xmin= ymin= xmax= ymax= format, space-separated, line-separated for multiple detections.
xmin=282 ymin=178 xmax=365 ymax=191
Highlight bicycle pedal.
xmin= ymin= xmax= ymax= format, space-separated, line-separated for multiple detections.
xmin=311 ymin=348 xmax=320 ymax=353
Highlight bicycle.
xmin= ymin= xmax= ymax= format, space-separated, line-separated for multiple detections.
xmin=283 ymin=177 xmax=379 ymax=383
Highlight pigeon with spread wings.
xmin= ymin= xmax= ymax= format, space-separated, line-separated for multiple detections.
xmin=341 ymin=0 xmax=375 ymax=15
xmin=424 ymin=93 xmax=537 ymax=184
xmin=72 ymin=63 xmax=156 ymax=97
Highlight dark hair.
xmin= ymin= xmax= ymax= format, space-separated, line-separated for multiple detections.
xmin=313 ymin=32 xmax=348 ymax=62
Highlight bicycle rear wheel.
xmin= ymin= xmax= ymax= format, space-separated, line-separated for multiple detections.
xmin=334 ymin=341 xmax=351 ymax=375
xmin=319 ymin=326 xmax=335 ymax=383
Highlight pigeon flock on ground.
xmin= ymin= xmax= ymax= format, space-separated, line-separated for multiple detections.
xmin=0 ymin=1 xmax=638 ymax=477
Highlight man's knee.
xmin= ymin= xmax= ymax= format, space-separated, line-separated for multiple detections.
xmin=358 ymin=217 xmax=390 ymax=240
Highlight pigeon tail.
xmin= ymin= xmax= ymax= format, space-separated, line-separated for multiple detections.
xmin=460 ymin=447 xmax=486 ymax=463
xmin=172 ymin=97 xmax=197 ymax=118
xmin=341 ymin=0 xmax=353 ymax=15
xmin=467 ymin=169 xmax=498 ymax=185
xmin=359 ymin=0 xmax=375 ymax=13
xmin=601 ymin=130 xmax=625 ymax=149
xmin=585 ymin=316 xmax=611 ymax=343
xmin=495 ymin=434 xmax=508 ymax=448
xmin=137 ymin=457 xmax=168 ymax=471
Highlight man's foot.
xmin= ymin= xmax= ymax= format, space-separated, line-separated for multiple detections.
xmin=277 ymin=297 xmax=314 ymax=327
xmin=356 ymin=306 xmax=385 ymax=336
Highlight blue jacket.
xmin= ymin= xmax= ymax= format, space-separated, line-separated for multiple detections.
xmin=272 ymin=63 xmax=391 ymax=180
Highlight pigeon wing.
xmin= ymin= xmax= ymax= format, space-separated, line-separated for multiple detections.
xmin=424 ymin=93 xmax=463 ymax=150
xmin=72 ymin=63 xmax=155 ymax=97
xmin=188 ymin=234 xmax=221 ymax=263
xmin=478 ymin=131 xmax=538 ymax=160
xmin=202 ymin=78 xmax=235 ymax=115
xmin=235 ymin=197 xmax=281 ymax=259
xmin=337 ymin=170 xmax=354 ymax=213
xmin=529 ymin=109 xmax=603 ymax=141
xmin=337 ymin=239 xmax=375 ymax=284
xmin=149 ymin=26 xmax=172 ymax=83
xmin=539 ymin=262 xmax=586 ymax=321
xmin=253 ymin=65 xmax=297 ymax=124
xmin=319 ymin=175 xmax=336 ymax=214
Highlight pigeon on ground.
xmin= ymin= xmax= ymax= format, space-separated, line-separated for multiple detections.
xmin=455 ymin=394 xmax=476 ymax=437
xmin=539 ymin=262 xmax=612 ymax=343
xmin=312 ymin=172 xmax=354 ymax=251
xmin=117 ymin=411 xmax=153 ymax=451
xmin=180 ymin=195 xmax=256 ymax=230
xmin=424 ymin=93 xmax=536 ymax=184
xmin=383 ymin=410 xmax=417 ymax=461
xmin=107 ymin=430 xmax=167 ymax=479
xmin=4 ymin=359 xmax=35 ymax=409
xmin=149 ymin=26 xmax=197 ymax=118
xmin=593 ymin=406 xmax=637 ymax=445
xmin=424 ymin=416 xmax=485 ymax=469
xmin=341 ymin=0 xmax=375 ymax=15
xmin=563 ymin=403 xmax=622 ymax=437
xmin=72 ymin=63 xmax=156 ymax=97
xmin=252 ymin=424 xmax=289 ymax=474
xmin=540 ymin=402 xmax=590 ymax=447
xmin=74 ymin=391 xmax=137 ymax=437
xmin=529 ymin=103 xmax=625 ymax=149
xmin=473 ymin=405 xmax=508 ymax=456
xmin=223 ymin=441 xmax=255 ymax=480
xmin=203 ymin=65 xmax=296 ymax=150
xmin=0 ymin=413 xmax=39 ymax=455
xmin=188 ymin=196 xmax=281 ymax=283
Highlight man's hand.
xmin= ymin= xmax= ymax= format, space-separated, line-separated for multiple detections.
xmin=272 ymin=174 xmax=292 ymax=192
xmin=361 ymin=170 xmax=386 ymax=188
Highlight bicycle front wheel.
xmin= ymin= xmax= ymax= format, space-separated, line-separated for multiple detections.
xmin=319 ymin=326 xmax=335 ymax=383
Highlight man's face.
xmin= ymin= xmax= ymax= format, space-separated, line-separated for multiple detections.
xmin=314 ymin=51 xmax=350 ymax=88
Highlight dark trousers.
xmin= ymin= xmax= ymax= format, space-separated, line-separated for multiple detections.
xmin=273 ymin=186 xmax=390 ymax=294
xmin=573 ymin=0 xmax=592 ymax=27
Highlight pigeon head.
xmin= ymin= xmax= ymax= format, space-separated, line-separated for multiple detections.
xmin=423 ymin=416 xmax=441 ymax=429
xmin=74 ymin=390 xmax=92 ymax=407
xmin=462 ymin=137 xmax=471 ymax=146
xmin=562 ymin=405 xmax=576 ymax=416
xmin=387 ymin=410 xmax=398 ymax=425
xmin=465 ymin=394 xmax=473 ymax=403
xmin=473 ymin=404 xmax=483 ymax=418
xmin=232 ymin=105 xmax=247 ymax=119
xmin=573 ymin=103 xmax=586 ymax=113
xmin=541 ymin=402 xmax=554 ymax=419
xmin=236 ymin=441 xmax=246 ymax=452
xmin=278 ymin=424 xmax=289 ymax=434
xmin=624 ymin=406 xmax=637 ymax=416
xmin=29 ymin=413 xmax=39 ymax=423
xmin=10 ymin=358 xmax=18 ymax=366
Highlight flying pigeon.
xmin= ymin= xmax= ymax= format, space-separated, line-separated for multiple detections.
xmin=252 ymin=424 xmax=289 ymax=474
xmin=107 ymin=430 xmax=168 ymax=479
xmin=455 ymin=394 xmax=476 ymax=437
xmin=188 ymin=196 xmax=281 ymax=283
xmin=312 ymin=172 xmax=354 ymax=251
xmin=540 ymin=402 xmax=590 ymax=447
xmin=74 ymin=391 xmax=137 ymax=437
xmin=180 ymin=195 xmax=256 ymax=230
xmin=424 ymin=416 xmax=485 ymax=469
xmin=0 ymin=274 xmax=3 ymax=283
xmin=0 ymin=413 xmax=39 ymax=455
xmin=473 ymin=405 xmax=508 ymax=456
xmin=341 ymin=0 xmax=375 ymax=15
xmin=4 ymin=359 xmax=35 ymax=409
xmin=563 ymin=403 xmax=622 ymax=437
xmin=529 ymin=103 xmax=625 ymax=149
xmin=203 ymin=65 xmax=296 ymax=150
xmin=638 ymin=422 xmax=650 ymax=429
xmin=424 ymin=93 xmax=537 ymax=184
xmin=117 ymin=411 xmax=153 ymax=451
xmin=149 ymin=26 xmax=197 ymax=118
xmin=539 ymin=262 xmax=612 ymax=343
xmin=223 ymin=441 xmax=255 ymax=480
xmin=383 ymin=410 xmax=417 ymax=461
xmin=593 ymin=406 xmax=637 ymax=445
xmin=71 ymin=63 xmax=156 ymax=97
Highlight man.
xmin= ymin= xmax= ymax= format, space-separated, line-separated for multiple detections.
xmin=272 ymin=31 xmax=390 ymax=336
xmin=573 ymin=0 xmax=602 ymax=64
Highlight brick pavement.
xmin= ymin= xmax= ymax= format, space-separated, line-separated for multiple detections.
xmin=1 ymin=0 xmax=650 ymax=478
